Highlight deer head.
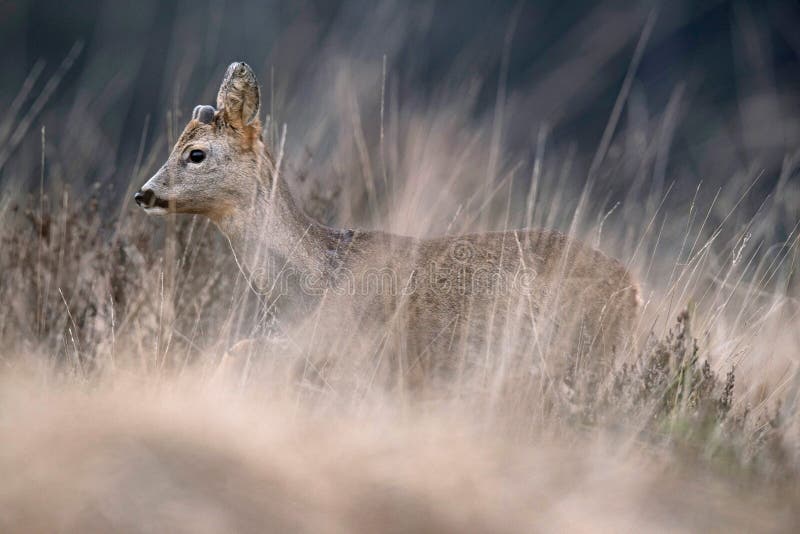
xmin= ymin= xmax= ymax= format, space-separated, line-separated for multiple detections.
xmin=135 ymin=62 xmax=272 ymax=222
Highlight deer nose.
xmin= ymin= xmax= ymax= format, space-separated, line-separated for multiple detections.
xmin=134 ymin=189 xmax=155 ymax=208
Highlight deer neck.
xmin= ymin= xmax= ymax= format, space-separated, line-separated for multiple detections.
xmin=214 ymin=176 xmax=332 ymax=286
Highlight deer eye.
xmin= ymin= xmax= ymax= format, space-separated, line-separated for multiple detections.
xmin=189 ymin=149 xmax=206 ymax=164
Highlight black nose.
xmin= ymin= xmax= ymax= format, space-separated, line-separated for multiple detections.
xmin=134 ymin=189 xmax=155 ymax=208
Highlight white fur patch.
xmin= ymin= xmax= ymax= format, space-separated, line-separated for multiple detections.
xmin=142 ymin=206 xmax=168 ymax=216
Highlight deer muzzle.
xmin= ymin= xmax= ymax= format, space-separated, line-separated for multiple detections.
xmin=134 ymin=189 xmax=169 ymax=210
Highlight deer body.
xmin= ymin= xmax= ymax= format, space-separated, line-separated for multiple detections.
xmin=136 ymin=62 xmax=640 ymax=387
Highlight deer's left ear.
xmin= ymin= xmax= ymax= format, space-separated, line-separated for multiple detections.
xmin=216 ymin=62 xmax=261 ymax=128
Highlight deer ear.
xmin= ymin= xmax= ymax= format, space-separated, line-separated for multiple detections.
xmin=216 ymin=62 xmax=261 ymax=128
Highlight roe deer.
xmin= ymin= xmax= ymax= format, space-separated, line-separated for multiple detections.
xmin=135 ymin=62 xmax=640 ymax=388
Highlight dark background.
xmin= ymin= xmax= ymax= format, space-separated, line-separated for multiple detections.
xmin=1 ymin=0 xmax=798 ymax=221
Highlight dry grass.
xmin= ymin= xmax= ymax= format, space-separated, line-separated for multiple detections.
xmin=0 ymin=366 xmax=796 ymax=533
xmin=1 ymin=144 xmax=798 ymax=531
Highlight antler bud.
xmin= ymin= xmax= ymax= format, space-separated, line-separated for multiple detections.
xmin=192 ymin=105 xmax=216 ymax=124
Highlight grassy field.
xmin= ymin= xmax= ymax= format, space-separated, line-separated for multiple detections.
xmin=1 ymin=14 xmax=799 ymax=531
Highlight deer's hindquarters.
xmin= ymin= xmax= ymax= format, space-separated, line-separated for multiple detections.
xmin=341 ymin=230 xmax=641 ymax=386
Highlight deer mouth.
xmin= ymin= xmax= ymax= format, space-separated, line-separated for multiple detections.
xmin=134 ymin=189 xmax=171 ymax=212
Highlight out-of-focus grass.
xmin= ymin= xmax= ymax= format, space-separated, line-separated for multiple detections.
xmin=0 ymin=364 xmax=796 ymax=533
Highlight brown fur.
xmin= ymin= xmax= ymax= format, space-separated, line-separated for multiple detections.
xmin=138 ymin=62 xmax=641 ymax=388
